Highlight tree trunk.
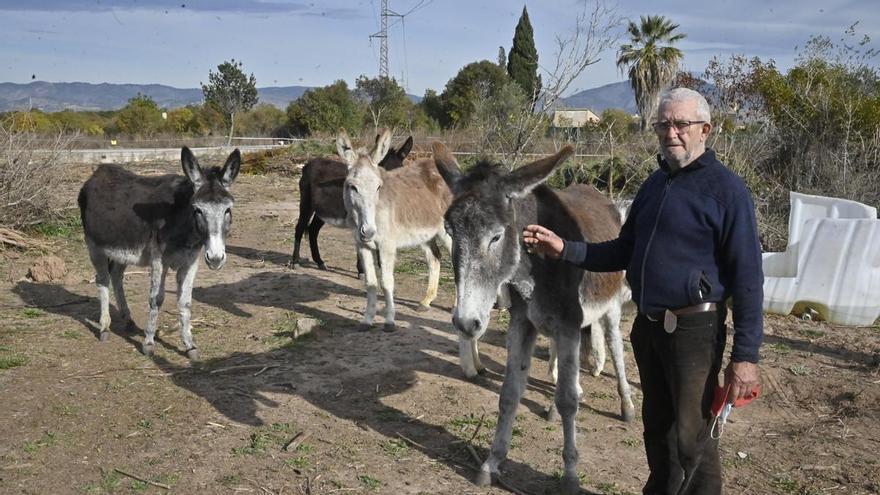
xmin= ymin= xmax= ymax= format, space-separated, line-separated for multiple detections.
xmin=227 ymin=112 xmax=235 ymax=147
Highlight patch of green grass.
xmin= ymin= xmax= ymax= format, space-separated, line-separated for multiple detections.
xmin=265 ymin=313 xmax=317 ymax=350
xmin=23 ymin=308 xmax=44 ymax=318
xmin=232 ymin=423 xmax=295 ymax=456
xmin=130 ymin=480 xmax=148 ymax=491
xmin=137 ymin=419 xmax=152 ymax=430
xmin=0 ymin=354 xmax=29 ymax=370
xmin=82 ymin=470 xmax=121 ymax=494
xmin=155 ymin=473 xmax=179 ymax=486
xmin=789 ymin=364 xmax=813 ymax=376
xmin=771 ymin=474 xmax=799 ymax=493
xmin=358 ymin=474 xmax=382 ymax=490
xmin=800 ymin=328 xmax=825 ymax=339
xmin=620 ymin=437 xmax=640 ymax=447
xmin=53 ymin=404 xmax=79 ymax=417
xmin=380 ymin=439 xmax=410 ymax=458
xmin=394 ymin=255 xmax=425 ymax=275
xmin=592 ymin=481 xmax=637 ymax=495
xmin=296 ymin=442 xmax=315 ymax=454
xmin=61 ymin=329 xmax=82 ymax=339
xmin=284 ymin=456 xmax=311 ymax=469
xmin=23 ymin=431 xmax=56 ymax=454
xmin=31 ymin=214 xmax=82 ymax=239
xmin=767 ymin=342 xmax=791 ymax=354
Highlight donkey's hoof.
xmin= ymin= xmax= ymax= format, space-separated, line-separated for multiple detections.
xmin=357 ymin=273 xmax=365 ymax=281
xmin=99 ymin=331 xmax=109 ymax=342
xmin=545 ymin=404 xmax=559 ymax=422
xmin=415 ymin=303 xmax=431 ymax=313
xmin=622 ymin=403 xmax=636 ymax=423
xmin=287 ymin=260 xmax=297 ymax=269
xmin=186 ymin=348 xmax=200 ymax=361
xmin=317 ymin=263 xmax=328 ymax=271
xmin=356 ymin=323 xmax=372 ymax=332
xmin=382 ymin=323 xmax=398 ymax=333
xmin=142 ymin=343 xmax=154 ymax=356
xmin=474 ymin=470 xmax=494 ymax=487
xmin=560 ymin=475 xmax=581 ymax=495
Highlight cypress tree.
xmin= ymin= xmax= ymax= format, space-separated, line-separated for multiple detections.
xmin=507 ymin=6 xmax=540 ymax=101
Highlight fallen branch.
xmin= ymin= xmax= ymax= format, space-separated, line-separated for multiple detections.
xmin=114 ymin=468 xmax=170 ymax=490
xmin=282 ymin=431 xmax=312 ymax=452
xmin=210 ymin=364 xmax=279 ymax=375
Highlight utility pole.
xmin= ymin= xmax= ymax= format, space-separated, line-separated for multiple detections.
xmin=369 ymin=0 xmax=402 ymax=79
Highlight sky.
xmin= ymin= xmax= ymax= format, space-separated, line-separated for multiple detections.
xmin=0 ymin=0 xmax=877 ymax=97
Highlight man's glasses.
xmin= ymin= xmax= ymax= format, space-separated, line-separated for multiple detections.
xmin=651 ymin=120 xmax=707 ymax=133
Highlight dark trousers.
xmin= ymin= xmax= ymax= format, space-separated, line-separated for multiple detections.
xmin=631 ymin=308 xmax=727 ymax=495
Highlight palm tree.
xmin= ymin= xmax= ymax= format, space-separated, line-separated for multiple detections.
xmin=616 ymin=15 xmax=686 ymax=130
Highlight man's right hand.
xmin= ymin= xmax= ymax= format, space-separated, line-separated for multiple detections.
xmin=522 ymin=224 xmax=564 ymax=259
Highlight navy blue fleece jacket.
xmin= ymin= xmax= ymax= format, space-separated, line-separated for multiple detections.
xmin=561 ymin=149 xmax=764 ymax=363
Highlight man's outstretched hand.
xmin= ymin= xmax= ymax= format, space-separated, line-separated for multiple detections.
xmin=522 ymin=224 xmax=564 ymax=259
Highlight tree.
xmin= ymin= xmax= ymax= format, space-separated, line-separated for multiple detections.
xmin=616 ymin=15 xmax=685 ymax=130
xmin=285 ymin=80 xmax=363 ymax=136
xmin=439 ymin=60 xmax=509 ymax=127
xmin=507 ymin=6 xmax=541 ymax=102
xmin=497 ymin=46 xmax=507 ymax=68
xmin=354 ymin=75 xmax=412 ymax=132
xmin=164 ymin=107 xmax=204 ymax=136
xmin=114 ymin=94 xmax=164 ymax=136
xmin=201 ymin=59 xmax=258 ymax=145
xmin=236 ymin=103 xmax=286 ymax=137
xmin=419 ymin=89 xmax=445 ymax=128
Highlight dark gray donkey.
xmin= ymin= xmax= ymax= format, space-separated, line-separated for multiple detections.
xmin=77 ymin=147 xmax=241 ymax=360
xmin=290 ymin=135 xmax=412 ymax=275
xmin=434 ymin=143 xmax=634 ymax=494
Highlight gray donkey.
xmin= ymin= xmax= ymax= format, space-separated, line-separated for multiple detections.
xmin=77 ymin=147 xmax=240 ymax=360
xmin=433 ymin=144 xmax=634 ymax=494
xmin=340 ymin=129 xmax=452 ymax=332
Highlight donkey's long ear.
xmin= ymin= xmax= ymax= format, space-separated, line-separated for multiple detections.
xmin=181 ymin=146 xmax=205 ymax=189
xmin=397 ymin=136 xmax=413 ymax=160
xmin=220 ymin=148 xmax=241 ymax=188
xmin=336 ymin=129 xmax=356 ymax=166
xmin=370 ymin=128 xmax=392 ymax=165
xmin=501 ymin=145 xmax=574 ymax=199
xmin=432 ymin=141 xmax=461 ymax=189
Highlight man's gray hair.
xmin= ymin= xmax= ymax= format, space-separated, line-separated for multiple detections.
xmin=658 ymin=88 xmax=712 ymax=124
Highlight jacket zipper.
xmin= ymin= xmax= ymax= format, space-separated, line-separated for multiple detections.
xmin=639 ymin=175 xmax=673 ymax=313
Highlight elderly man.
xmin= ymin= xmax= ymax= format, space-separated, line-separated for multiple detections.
xmin=523 ymin=87 xmax=763 ymax=494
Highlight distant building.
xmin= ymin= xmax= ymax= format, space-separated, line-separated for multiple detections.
xmin=551 ymin=109 xmax=600 ymax=128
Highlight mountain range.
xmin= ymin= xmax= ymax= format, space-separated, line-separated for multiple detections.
xmin=0 ymin=80 xmax=638 ymax=114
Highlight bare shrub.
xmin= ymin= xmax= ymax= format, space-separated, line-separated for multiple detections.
xmin=0 ymin=121 xmax=77 ymax=229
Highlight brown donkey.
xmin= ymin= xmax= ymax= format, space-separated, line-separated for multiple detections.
xmin=339 ymin=129 xmax=452 ymax=332
xmin=433 ymin=143 xmax=634 ymax=494
xmin=290 ymin=135 xmax=412 ymax=275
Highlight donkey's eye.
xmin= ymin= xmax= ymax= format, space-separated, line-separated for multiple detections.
xmin=349 ymin=185 xmax=358 ymax=194
xmin=225 ymin=208 xmax=232 ymax=219
xmin=489 ymin=233 xmax=502 ymax=245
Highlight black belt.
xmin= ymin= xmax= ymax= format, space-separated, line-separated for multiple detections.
xmin=644 ymin=302 xmax=717 ymax=322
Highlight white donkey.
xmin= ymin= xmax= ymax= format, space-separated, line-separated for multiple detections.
xmin=339 ymin=130 xmax=452 ymax=332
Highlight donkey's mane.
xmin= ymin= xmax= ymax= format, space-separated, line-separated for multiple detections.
xmin=456 ymin=160 xmax=505 ymax=192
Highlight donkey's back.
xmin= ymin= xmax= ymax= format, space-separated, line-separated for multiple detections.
xmin=79 ymin=164 xmax=192 ymax=265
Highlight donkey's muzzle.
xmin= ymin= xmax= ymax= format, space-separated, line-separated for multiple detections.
xmin=453 ymin=314 xmax=482 ymax=338
xmin=205 ymin=252 xmax=226 ymax=270
xmin=359 ymin=225 xmax=376 ymax=243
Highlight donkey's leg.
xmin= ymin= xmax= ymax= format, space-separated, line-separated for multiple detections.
xmin=356 ymin=247 xmax=378 ymax=332
xmin=378 ymin=245 xmax=397 ymax=332
xmin=108 ymin=261 xmax=132 ymax=331
xmin=307 ymin=216 xmax=327 ymax=270
xmin=554 ymin=326 xmax=584 ymax=495
xmin=291 ymin=191 xmax=312 ymax=267
xmin=176 ymin=260 xmax=200 ymax=361
xmin=356 ymin=250 xmax=365 ymax=280
xmin=88 ymin=247 xmax=112 ymax=341
xmin=546 ymin=335 xmax=581 ymax=422
xmin=142 ymin=259 xmax=165 ymax=356
xmin=417 ymin=239 xmax=442 ymax=311
xmin=585 ymin=319 xmax=607 ymax=377
xmin=602 ymin=303 xmax=635 ymax=422
xmin=476 ymin=303 xmax=537 ymax=487
xmin=458 ymin=336 xmax=485 ymax=379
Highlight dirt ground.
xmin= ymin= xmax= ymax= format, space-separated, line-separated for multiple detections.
xmin=1 ymin=154 xmax=879 ymax=495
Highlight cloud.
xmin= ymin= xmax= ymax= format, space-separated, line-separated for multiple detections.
xmin=0 ymin=0 xmax=364 ymax=19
